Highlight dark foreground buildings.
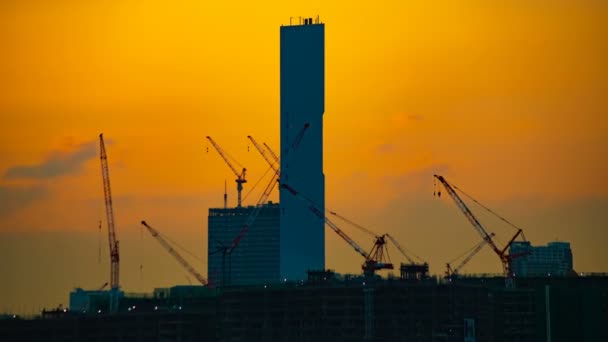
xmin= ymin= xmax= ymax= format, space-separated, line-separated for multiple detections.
xmin=2 ymin=273 xmax=607 ymax=342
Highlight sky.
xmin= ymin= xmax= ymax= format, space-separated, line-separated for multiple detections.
xmin=1 ymin=0 xmax=607 ymax=314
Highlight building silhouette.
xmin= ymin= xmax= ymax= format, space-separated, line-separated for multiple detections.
xmin=510 ymin=241 xmax=574 ymax=277
xmin=207 ymin=203 xmax=280 ymax=287
xmin=279 ymin=18 xmax=325 ymax=282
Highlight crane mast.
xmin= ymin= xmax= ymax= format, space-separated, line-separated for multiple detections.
xmin=206 ymin=136 xmax=247 ymax=208
xmin=140 ymin=221 xmax=207 ymax=285
xmin=99 ymin=134 xmax=119 ymax=290
xmin=434 ymin=175 xmax=524 ymax=277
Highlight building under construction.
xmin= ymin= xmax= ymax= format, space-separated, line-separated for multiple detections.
xmin=208 ymin=202 xmax=280 ymax=287
xmin=3 ymin=17 xmax=607 ymax=342
xmin=3 ymin=273 xmax=608 ymax=341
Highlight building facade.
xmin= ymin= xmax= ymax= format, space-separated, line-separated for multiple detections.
xmin=207 ymin=203 xmax=280 ymax=287
xmin=279 ymin=18 xmax=325 ymax=282
xmin=510 ymin=241 xmax=574 ymax=276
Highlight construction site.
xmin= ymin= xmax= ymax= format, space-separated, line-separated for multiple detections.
xmin=2 ymin=18 xmax=607 ymax=342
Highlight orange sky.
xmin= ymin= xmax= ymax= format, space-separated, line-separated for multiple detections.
xmin=1 ymin=1 xmax=607 ymax=314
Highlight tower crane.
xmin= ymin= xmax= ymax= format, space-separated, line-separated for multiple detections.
xmin=206 ymin=136 xmax=247 ymax=208
xmin=327 ymin=211 xmax=426 ymax=265
xmin=251 ymin=134 xmax=394 ymax=277
xmin=214 ymin=164 xmax=281 ymax=287
xmin=213 ymin=128 xmax=309 ymax=286
xmin=281 ymin=183 xmax=393 ymax=277
xmin=140 ymin=221 xmax=207 ymax=285
xmin=433 ymin=175 xmax=525 ymax=279
xmin=99 ymin=133 xmax=120 ymax=312
xmin=328 ymin=210 xmax=429 ymax=280
xmin=99 ymin=135 xmax=120 ymax=285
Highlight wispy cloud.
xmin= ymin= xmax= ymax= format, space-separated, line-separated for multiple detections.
xmin=376 ymin=143 xmax=396 ymax=154
xmin=408 ymin=114 xmax=424 ymax=122
xmin=0 ymin=185 xmax=49 ymax=217
xmin=4 ymin=141 xmax=97 ymax=180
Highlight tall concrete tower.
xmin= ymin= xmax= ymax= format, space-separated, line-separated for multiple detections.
xmin=279 ymin=18 xmax=325 ymax=281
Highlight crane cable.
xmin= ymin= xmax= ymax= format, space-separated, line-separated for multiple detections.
xmin=242 ymin=163 xmax=275 ymax=203
xmin=151 ymin=229 xmax=204 ymax=262
xmin=448 ymin=181 xmax=526 ymax=240
xmin=328 ymin=210 xmax=425 ymax=263
xmin=447 ymin=239 xmax=486 ymax=265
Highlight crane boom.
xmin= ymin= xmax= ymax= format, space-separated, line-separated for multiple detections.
xmin=141 ymin=221 xmax=207 ymax=285
xmin=99 ymin=133 xmax=119 ymax=290
xmin=247 ymin=136 xmax=279 ymax=175
xmin=281 ymin=183 xmax=368 ymax=258
xmin=328 ymin=211 xmax=378 ymax=238
xmin=229 ymin=170 xmax=280 ymax=253
xmin=281 ymin=183 xmax=393 ymax=276
xmin=327 ymin=212 xmax=423 ymax=267
xmin=263 ymin=142 xmax=279 ymax=162
xmin=215 ymin=166 xmax=281 ymax=287
xmin=446 ymin=233 xmax=494 ymax=278
xmin=434 ymin=175 xmax=501 ymax=256
xmin=434 ymin=174 xmax=525 ymax=278
xmin=206 ymin=136 xmax=242 ymax=177
xmin=290 ymin=123 xmax=310 ymax=150
xmin=206 ymin=136 xmax=247 ymax=208
xmin=215 ymin=130 xmax=304 ymax=286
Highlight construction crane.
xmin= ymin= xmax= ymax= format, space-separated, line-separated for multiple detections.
xmin=445 ymin=233 xmax=495 ymax=279
xmin=206 ymin=136 xmax=247 ymax=208
xmin=328 ymin=210 xmax=428 ymax=280
xmin=327 ymin=211 xmax=425 ymax=264
xmin=281 ymin=183 xmax=393 ymax=277
xmin=214 ymin=164 xmax=281 ymax=287
xmin=99 ymin=134 xmax=120 ymax=291
xmin=140 ymin=221 xmax=207 ymax=285
xmin=434 ymin=175 xmax=525 ymax=278
xmin=214 ymin=127 xmax=307 ymax=286
xmin=251 ymin=136 xmax=394 ymax=277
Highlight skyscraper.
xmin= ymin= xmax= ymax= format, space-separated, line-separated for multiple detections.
xmin=279 ymin=18 xmax=325 ymax=281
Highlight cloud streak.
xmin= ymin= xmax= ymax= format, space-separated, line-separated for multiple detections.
xmin=0 ymin=185 xmax=49 ymax=217
xmin=4 ymin=141 xmax=97 ymax=180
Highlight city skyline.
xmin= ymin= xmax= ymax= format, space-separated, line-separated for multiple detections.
xmin=1 ymin=1 xmax=607 ymax=313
